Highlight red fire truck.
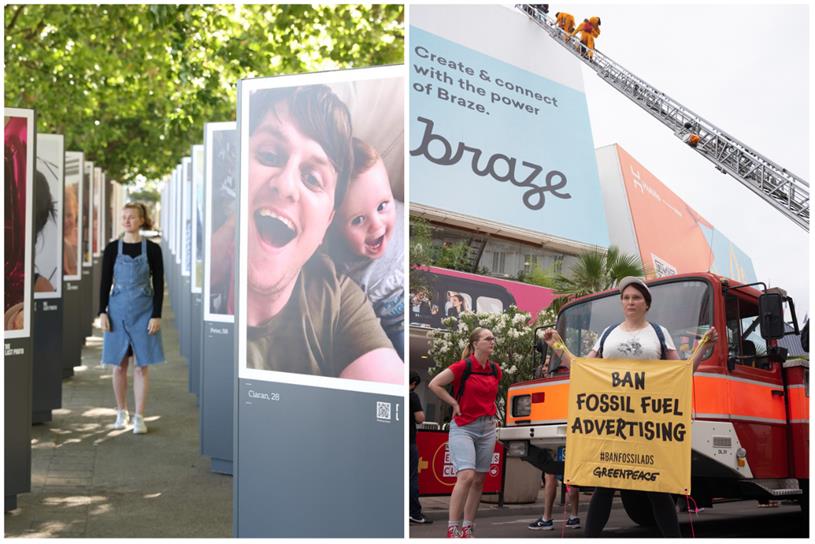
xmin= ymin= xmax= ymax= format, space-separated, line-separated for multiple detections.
xmin=497 ymin=273 xmax=808 ymax=525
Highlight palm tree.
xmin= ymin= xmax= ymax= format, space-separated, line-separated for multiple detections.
xmin=552 ymin=246 xmax=646 ymax=311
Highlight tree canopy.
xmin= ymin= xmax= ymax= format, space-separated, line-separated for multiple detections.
xmin=4 ymin=4 xmax=404 ymax=183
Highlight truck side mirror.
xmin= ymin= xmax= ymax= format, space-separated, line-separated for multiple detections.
xmin=535 ymin=336 xmax=549 ymax=362
xmin=758 ymin=293 xmax=786 ymax=340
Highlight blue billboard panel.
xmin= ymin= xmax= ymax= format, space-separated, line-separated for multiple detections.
xmin=699 ymin=224 xmax=757 ymax=283
xmin=410 ymin=6 xmax=609 ymax=247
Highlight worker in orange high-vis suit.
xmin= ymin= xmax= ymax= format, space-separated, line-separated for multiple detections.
xmin=572 ymin=16 xmax=601 ymax=60
xmin=554 ymin=12 xmax=576 ymax=41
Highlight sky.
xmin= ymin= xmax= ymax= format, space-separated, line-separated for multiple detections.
xmin=566 ymin=3 xmax=810 ymax=320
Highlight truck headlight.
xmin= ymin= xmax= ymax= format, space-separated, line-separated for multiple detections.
xmin=512 ymin=395 xmax=531 ymax=417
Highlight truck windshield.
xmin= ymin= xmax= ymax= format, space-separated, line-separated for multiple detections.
xmin=556 ymin=280 xmax=713 ymax=361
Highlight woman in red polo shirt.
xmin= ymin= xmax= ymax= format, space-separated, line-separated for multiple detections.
xmin=429 ymin=327 xmax=502 ymax=538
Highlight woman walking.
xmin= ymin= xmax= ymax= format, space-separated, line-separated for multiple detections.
xmin=99 ymin=202 xmax=165 ymax=434
xmin=542 ymin=276 xmax=718 ymax=537
xmin=429 ymin=327 xmax=502 ymax=538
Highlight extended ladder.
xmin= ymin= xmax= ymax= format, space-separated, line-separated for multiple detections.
xmin=518 ymin=6 xmax=809 ymax=231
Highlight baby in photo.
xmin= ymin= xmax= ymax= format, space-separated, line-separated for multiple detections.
xmin=328 ymin=138 xmax=405 ymax=359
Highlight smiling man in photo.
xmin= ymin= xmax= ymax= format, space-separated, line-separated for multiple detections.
xmin=244 ymin=84 xmax=403 ymax=384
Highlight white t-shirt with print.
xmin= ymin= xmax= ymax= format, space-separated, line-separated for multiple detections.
xmin=591 ymin=323 xmax=676 ymax=360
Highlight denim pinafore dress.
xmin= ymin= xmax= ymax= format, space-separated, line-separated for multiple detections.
xmin=101 ymin=239 xmax=165 ymax=366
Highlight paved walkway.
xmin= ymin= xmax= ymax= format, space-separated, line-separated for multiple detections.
xmin=4 ymin=304 xmax=232 ymax=538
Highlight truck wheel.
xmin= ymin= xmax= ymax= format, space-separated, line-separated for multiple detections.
xmin=621 ymin=490 xmax=656 ymax=527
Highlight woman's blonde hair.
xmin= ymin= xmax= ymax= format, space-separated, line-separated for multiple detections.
xmin=123 ymin=202 xmax=153 ymax=231
xmin=462 ymin=327 xmax=490 ymax=359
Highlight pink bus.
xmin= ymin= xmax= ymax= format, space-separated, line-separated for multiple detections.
xmin=410 ymin=266 xmax=556 ymax=328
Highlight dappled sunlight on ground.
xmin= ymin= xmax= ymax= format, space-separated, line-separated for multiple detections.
xmin=82 ymin=407 xmax=117 ymax=418
xmin=25 ymin=520 xmax=82 ymax=538
xmin=5 ymin=309 xmax=232 ymax=537
xmin=42 ymin=495 xmax=107 ymax=508
xmin=89 ymin=503 xmax=112 ymax=516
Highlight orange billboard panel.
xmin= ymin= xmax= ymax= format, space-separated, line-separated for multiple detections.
xmin=616 ymin=146 xmax=714 ymax=277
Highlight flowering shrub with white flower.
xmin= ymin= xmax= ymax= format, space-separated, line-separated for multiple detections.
xmin=427 ymin=305 xmax=551 ymax=421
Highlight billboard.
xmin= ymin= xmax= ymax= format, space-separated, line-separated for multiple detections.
xmin=191 ymin=144 xmax=205 ymax=293
xmin=34 ymin=133 xmax=64 ymax=298
xmin=410 ymin=5 xmax=609 ymax=248
xmin=4 ymin=110 xmax=35 ymax=338
xmin=64 ymin=151 xmax=84 ymax=280
xmin=237 ymin=66 xmax=405 ymax=394
xmin=599 ymin=144 xmax=757 ymax=282
xmin=203 ymin=122 xmax=237 ymax=322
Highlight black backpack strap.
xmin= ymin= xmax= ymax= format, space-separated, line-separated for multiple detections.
xmin=455 ymin=357 xmax=474 ymax=401
xmin=597 ymin=323 xmax=620 ymax=358
xmin=649 ymin=321 xmax=668 ymax=360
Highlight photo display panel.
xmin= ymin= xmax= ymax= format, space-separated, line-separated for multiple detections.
xmin=82 ymin=161 xmax=93 ymax=266
xmin=169 ymin=168 xmax=177 ymax=256
xmin=104 ymin=175 xmax=113 ymax=242
xmin=34 ymin=133 xmax=65 ymax=298
xmin=238 ymin=67 xmax=406 ymax=391
xmin=64 ymin=151 xmax=84 ymax=280
xmin=181 ymin=157 xmax=192 ymax=277
xmin=92 ymin=166 xmax=102 ymax=256
xmin=235 ymin=66 xmax=405 ymax=538
xmin=99 ymin=170 xmax=107 ymax=248
xmin=203 ymin=122 xmax=237 ymax=322
xmin=175 ymin=164 xmax=183 ymax=265
xmin=4 ymin=109 xmax=35 ymax=339
xmin=192 ymin=144 xmax=205 ymax=293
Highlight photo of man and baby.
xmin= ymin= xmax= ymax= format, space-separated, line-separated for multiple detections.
xmin=235 ymin=68 xmax=405 ymax=387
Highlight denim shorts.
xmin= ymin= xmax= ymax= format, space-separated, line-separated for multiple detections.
xmin=448 ymin=416 xmax=497 ymax=473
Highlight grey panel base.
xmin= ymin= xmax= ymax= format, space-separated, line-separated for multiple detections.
xmin=32 ymin=299 xmax=63 ymax=423
xmin=32 ymin=411 xmax=52 ymax=424
xmin=189 ymin=294 xmax=202 ymax=398
xmin=235 ymin=380 xmax=403 ymax=538
xmin=63 ymin=280 xmax=83 ymax=378
xmin=81 ymin=266 xmax=93 ymax=341
xmin=169 ymin=261 xmax=177 ymax=313
xmin=5 ymin=338 xmax=33 ymax=503
xmin=5 ymin=495 xmax=18 ymax=513
xmin=211 ymin=458 xmax=233 ymax=475
xmin=180 ymin=277 xmax=191 ymax=360
xmin=91 ymin=257 xmax=101 ymax=332
xmin=200 ymin=322 xmax=234 ymax=468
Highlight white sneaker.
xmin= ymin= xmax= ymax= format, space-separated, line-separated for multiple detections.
xmin=113 ymin=409 xmax=129 ymax=430
xmin=132 ymin=414 xmax=148 ymax=434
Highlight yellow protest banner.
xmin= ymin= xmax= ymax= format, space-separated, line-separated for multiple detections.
xmin=564 ymin=357 xmax=693 ymax=495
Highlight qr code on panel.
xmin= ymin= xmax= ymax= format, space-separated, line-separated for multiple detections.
xmin=377 ymin=401 xmax=392 ymax=421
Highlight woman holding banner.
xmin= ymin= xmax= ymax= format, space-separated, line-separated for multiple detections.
xmin=429 ymin=327 xmax=502 ymax=538
xmin=542 ymin=276 xmax=718 ymax=537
